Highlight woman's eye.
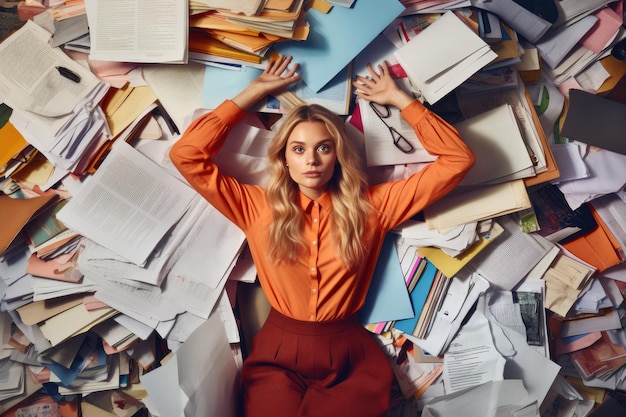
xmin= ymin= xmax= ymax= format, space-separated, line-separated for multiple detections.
xmin=318 ymin=144 xmax=330 ymax=152
xmin=293 ymin=146 xmax=304 ymax=153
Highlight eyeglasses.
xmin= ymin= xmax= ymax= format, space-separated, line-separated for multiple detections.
xmin=369 ymin=102 xmax=415 ymax=154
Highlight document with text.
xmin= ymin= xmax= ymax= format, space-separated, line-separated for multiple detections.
xmin=58 ymin=140 xmax=197 ymax=266
xmin=85 ymin=0 xmax=188 ymax=63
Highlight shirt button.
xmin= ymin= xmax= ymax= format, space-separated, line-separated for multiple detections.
xmin=312 ymin=240 xmax=317 ymax=245
xmin=310 ymin=315 xmax=315 ymax=320
xmin=313 ymin=218 xmax=318 ymax=223
xmin=312 ymin=288 xmax=317 ymax=293
xmin=310 ymin=267 xmax=316 ymax=272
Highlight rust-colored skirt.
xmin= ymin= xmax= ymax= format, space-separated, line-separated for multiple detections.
xmin=242 ymin=309 xmax=394 ymax=417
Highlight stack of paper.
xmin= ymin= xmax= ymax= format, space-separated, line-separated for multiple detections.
xmin=467 ymin=11 xmax=523 ymax=70
xmin=52 ymin=139 xmax=247 ymax=336
xmin=188 ymin=1 xmax=309 ymax=66
xmin=188 ymin=30 xmax=269 ymax=65
xmin=32 ymin=1 xmax=89 ymax=48
xmin=423 ymin=379 xmax=539 ymax=417
xmin=397 ymin=220 xmax=482 ymax=257
xmin=393 ymin=257 xmax=439 ymax=336
xmin=543 ymin=27 xmax=626 ymax=86
xmin=570 ymin=331 xmax=626 ymax=381
xmin=0 ymin=360 xmax=26 ymax=403
xmin=56 ymin=140 xmax=197 ymax=273
xmin=42 ymin=333 xmax=112 ymax=390
xmin=38 ymin=303 xmax=118 ymax=348
xmin=217 ymin=0 xmax=307 ymax=39
xmin=592 ymin=193 xmax=626 ymax=258
xmin=361 ymin=235 xmax=492 ymax=358
xmin=423 ymin=180 xmax=532 ymax=232
xmin=22 ymin=199 xmax=79 ymax=260
xmin=454 ymin=103 xmax=535 ymax=186
xmin=189 ymin=0 xmax=266 ymax=16
xmin=535 ymin=15 xmax=598 ymax=69
xmin=0 ymin=21 xmax=109 ymax=174
xmin=393 ymin=11 xmax=497 ymax=104
xmin=406 ymin=270 xmax=491 ymax=357
xmin=417 ymin=221 xmax=504 ymax=278
xmin=552 ymin=0 xmax=616 ymax=27
xmin=543 ymin=252 xmax=596 ymax=317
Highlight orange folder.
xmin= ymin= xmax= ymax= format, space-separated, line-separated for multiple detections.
xmin=562 ymin=205 xmax=623 ymax=272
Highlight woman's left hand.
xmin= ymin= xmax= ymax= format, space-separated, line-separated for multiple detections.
xmin=353 ymin=61 xmax=413 ymax=110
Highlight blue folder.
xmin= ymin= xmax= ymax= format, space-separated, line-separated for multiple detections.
xmin=273 ymin=0 xmax=404 ymax=92
xmin=393 ymin=259 xmax=438 ymax=335
xmin=358 ymin=234 xmax=413 ymax=325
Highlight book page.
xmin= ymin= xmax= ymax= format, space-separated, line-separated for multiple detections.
xmin=0 ymin=20 xmax=105 ymax=119
xmin=57 ymin=140 xmax=197 ymax=266
xmin=85 ymin=0 xmax=188 ymax=63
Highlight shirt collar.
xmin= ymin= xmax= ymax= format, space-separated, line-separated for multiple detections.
xmin=298 ymin=191 xmax=332 ymax=212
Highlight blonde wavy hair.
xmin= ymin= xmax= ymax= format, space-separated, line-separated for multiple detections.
xmin=265 ymin=104 xmax=373 ymax=269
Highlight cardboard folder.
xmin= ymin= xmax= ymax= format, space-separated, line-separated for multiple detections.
xmin=0 ymin=193 xmax=59 ymax=255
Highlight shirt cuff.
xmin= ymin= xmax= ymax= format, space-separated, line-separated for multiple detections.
xmin=400 ymin=100 xmax=428 ymax=123
xmin=214 ymin=99 xmax=247 ymax=128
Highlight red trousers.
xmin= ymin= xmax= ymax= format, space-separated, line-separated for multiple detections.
xmin=242 ymin=309 xmax=394 ymax=417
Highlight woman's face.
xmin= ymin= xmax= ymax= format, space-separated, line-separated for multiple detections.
xmin=284 ymin=121 xmax=337 ymax=200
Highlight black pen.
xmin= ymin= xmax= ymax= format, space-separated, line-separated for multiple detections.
xmin=55 ymin=66 xmax=81 ymax=83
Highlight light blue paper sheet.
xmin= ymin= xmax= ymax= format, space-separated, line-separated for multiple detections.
xmin=393 ymin=258 xmax=438 ymax=335
xmin=273 ymin=0 xmax=404 ymax=92
xmin=359 ymin=234 xmax=414 ymax=325
xmin=202 ymin=65 xmax=263 ymax=109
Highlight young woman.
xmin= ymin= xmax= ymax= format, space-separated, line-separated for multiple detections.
xmin=169 ymin=55 xmax=475 ymax=417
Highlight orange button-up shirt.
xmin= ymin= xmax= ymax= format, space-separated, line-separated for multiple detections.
xmin=170 ymin=99 xmax=475 ymax=322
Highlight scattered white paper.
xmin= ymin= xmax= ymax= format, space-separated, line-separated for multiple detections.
xmin=443 ymin=310 xmax=506 ymax=393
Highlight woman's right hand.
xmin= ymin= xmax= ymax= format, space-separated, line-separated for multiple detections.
xmin=232 ymin=55 xmax=301 ymax=110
